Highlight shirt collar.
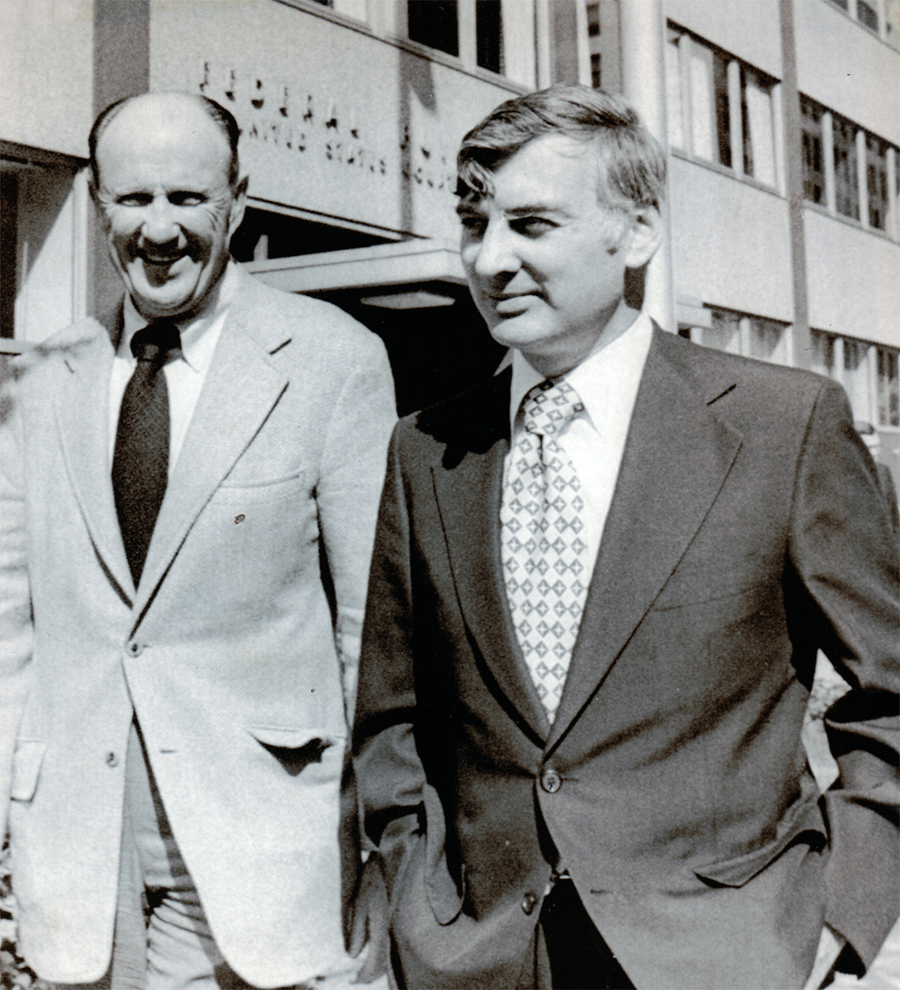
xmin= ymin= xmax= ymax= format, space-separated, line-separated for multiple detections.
xmin=120 ymin=260 xmax=239 ymax=373
xmin=508 ymin=311 xmax=654 ymax=433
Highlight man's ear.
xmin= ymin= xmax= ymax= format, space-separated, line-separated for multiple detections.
xmin=87 ymin=172 xmax=113 ymax=232
xmin=624 ymin=205 xmax=663 ymax=269
xmin=87 ymin=170 xmax=102 ymax=209
xmin=228 ymin=174 xmax=249 ymax=238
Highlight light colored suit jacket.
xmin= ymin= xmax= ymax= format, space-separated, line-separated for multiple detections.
xmin=351 ymin=327 xmax=899 ymax=990
xmin=0 ymin=269 xmax=396 ymax=985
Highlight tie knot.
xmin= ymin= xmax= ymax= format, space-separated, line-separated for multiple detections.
xmin=522 ymin=379 xmax=584 ymax=438
xmin=130 ymin=319 xmax=181 ymax=365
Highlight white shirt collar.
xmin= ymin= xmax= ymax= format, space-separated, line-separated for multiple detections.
xmin=508 ymin=311 xmax=654 ymax=433
xmin=120 ymin=260 xmax=239 ymax=374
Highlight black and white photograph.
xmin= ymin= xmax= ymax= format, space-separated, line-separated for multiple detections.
xmin=0 ymin=1 xmax=897 ymax=988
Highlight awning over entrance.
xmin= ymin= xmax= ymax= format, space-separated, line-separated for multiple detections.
xmin=245 ymin=238 xmax=466 ymax=298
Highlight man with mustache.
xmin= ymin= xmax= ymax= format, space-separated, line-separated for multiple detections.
xmin=0 ymin=92 xmax=395 ymax=987
xmin=350 ymin=85 xmax=898 ymax=989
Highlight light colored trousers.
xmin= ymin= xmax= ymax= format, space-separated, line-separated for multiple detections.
xmin=53 ymin=721 xmax=380 ymax=990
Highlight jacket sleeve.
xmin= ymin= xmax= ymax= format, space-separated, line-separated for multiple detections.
xmin=348 ymin=424 xmax=432 ymax=970
xmin=0 ymin=356 xmax=34 ymax=836
xmin=788 ymin=378 xmax=899 ymax=969
xmin=316 ymin=329 xmax=396 ymax=726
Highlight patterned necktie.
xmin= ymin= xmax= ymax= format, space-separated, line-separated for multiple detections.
xmin=501 ymin=379 xmax=589 ymax=723
xmin=112 ymin=318 xmax=181 ymax=587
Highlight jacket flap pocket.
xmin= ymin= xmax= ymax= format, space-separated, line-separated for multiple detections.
xmin=246 ymin=726 xmax=344 ymax=750
xmin=246 ymin=726 xmax=345 ymax=777
xmin=694 ymin=796 xmax=827 ymax=887
xmin=10 ymin=740 xmax=46 ymax=802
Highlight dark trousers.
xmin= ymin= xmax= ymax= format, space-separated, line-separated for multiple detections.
xmin=531 ymin=878 xmax=635 ymax=990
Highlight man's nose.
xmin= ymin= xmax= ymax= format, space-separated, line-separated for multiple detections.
xmin=139 ymin=197 xmax=180 ymax=244
xmin=472 ymin=222 xmax=519 ymax=279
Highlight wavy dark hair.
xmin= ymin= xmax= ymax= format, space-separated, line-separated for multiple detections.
xmin=457 ymin=84 xmax=665 ymax=211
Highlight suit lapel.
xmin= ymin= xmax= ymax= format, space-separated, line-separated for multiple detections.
xmin=133 ymin=284 xmax=289 ymax=620
xmin=547 ymin=330 xmax=743 ymax=749
xmin=53 ymin=309 xmax=135 ymax=603
xmin=430 ymin=371 xmax=550 ymax=741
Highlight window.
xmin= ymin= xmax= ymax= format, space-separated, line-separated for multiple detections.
xmin=665 ymin=29 xmax=684 ymax=149
xmin=824 ymin=0 xmax=900 ymax=43
xmin=741 ymin=66 xmax=776 ymax=185
xmin=801 ymin=98 xmax=825 ymax=205
xmin=878 ymin=347 xmax=900 ymax=427
xmin=833 ymin=115 xmax=859 ymax=220
xmin=404 ymin=0 xmax=533 ymax=83
xmin=0 ymin=172 xmax=17 ymax=338
xmin=305 ymin=0 xmax=367 ymax=20
xmin=812 ymin=334 xmax=899 ymax=428
xmin=810 ymin=330 xmax=835 ymax=378
xmin=585 ymin=0 xmax=620 ymax=92
xmin=667 ymin=26 xmax=776 ymax=186
xmin=857 ymin=0 xmax=879 ymax=31
xmin=686 ymin=41 xmax=729 ymax=165
xmin=842 ymin=337 xmax=870 ymax=415
xmin=866 ymin=135 xmax=889 ymax=230
xmin=408 ymin=0 xmax=459 ymax=56
xmin=801 ymin=97 xmax=899 ymax=234
xmin=706 ymin=308 xmax=742 ymax=354
xmin=476 ymin=0 xmax=502 ymax=73
xmin=693 ymin=307 xmax=787 ymax=364
xmin=748 ymin=317 xmax=785 ymax=361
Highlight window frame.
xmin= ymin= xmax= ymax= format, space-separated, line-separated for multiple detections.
xmin=666 ymin=24 xmax=779 ymax=192
xmin=272 ymin=0 xmax=535 ymax=91
xmin=799 ymin=94 xmax=900 ymax=240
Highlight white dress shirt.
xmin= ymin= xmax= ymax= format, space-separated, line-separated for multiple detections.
xmin=108 ymin=261 xmax=239 ymax=473
xmin=506 ymin=311 xmax=653 ymax=582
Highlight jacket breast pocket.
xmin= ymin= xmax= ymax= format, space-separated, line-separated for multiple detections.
xmin=10 ymin=739 xmax=46 ymax=802
xmin=213 ymin=469 xmax=312 ymax=507
xmin=652 ymin=574 xmax=771 ymax=612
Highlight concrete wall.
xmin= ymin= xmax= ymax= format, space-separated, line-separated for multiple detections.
xmin=795 ymin=0 xmax=900 ymax=144
xmin=0 ymin=0 xmax=94 ymax=158
xmin=665 ymin=0 xmax=783 ymax=77
xmin=149 ymin=0 xmax=522 ymax=242
xmin=669 ymin=156 xmax=794 ymax=321
xmin=805 ymin=210 xmax=900 ymax=346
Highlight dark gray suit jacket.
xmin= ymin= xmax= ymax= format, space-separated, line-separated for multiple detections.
xmin=351 ymin=327 xmax=898 ymax=989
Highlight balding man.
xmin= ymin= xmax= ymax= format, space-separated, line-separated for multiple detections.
xmin=0 ymin=93 xmax=395 ymax=988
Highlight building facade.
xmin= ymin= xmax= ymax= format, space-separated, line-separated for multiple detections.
xmin=1 ymin=0 xmax=898 ymax=478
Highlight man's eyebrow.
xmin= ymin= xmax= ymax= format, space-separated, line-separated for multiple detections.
xmin=455 ymin=202 xmax=567 ymax=218
xmin=504 ymin=204 xmax=567 ymax=217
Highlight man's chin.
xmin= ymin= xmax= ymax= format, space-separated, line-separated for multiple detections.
xmin=128 ymin=279 xmax=203 ymax=320
xmin=486 ymin=315 xmax=544 ymax=351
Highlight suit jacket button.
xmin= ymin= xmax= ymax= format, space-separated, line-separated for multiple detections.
xmin=127 ymin=641 xmax=143 ymax=657
xmin=540 ymin=768 xmax=562 ymax=793
xmin=106 ymin=751 xmax=119 ymax=767
xmin=521 ymin=891 xmax=538 ymax=915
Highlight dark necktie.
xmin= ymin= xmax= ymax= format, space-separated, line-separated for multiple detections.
xmin=112 ymin=318 xmax=181 ymax=586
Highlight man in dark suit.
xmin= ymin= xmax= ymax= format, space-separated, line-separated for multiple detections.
xmin=0 ymin=93 xmax=395 ymax=986
xmin=350 ymin=86 xmax=899 ymax=989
